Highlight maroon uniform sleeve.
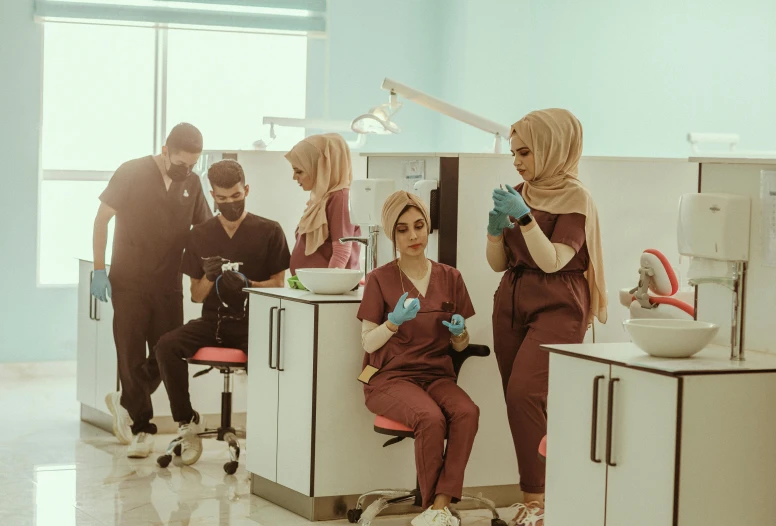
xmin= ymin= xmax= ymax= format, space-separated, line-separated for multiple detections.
xmin=357 ymin=272 xmax=387 ymax=325
xmin=550 ymin=212 xmax=587 ymax=253
xmin=454 ymin=270 xmax=476 ymax=319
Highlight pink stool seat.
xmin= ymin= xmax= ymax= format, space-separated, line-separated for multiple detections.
xmin=189 ymin=347 xmax=248 ymax=367
xmin=538 ymin=435 xmax=547 ymax=459
xmin=374 ymin=415 xmax=414 ymax=437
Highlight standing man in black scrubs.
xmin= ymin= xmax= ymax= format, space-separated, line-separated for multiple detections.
xmin=155 ymin=159 xmax=290 ymax=465
xmin=90 ymin=123 xmax=212 ymax=459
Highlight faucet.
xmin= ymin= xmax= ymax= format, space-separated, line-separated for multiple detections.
xmin=688 ymin=261 xmax=747 ymax=361
xmin=340 ymin=225 xmax=380 ymax=281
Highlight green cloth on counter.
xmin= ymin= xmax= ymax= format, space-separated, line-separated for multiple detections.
xmin=287 ymin=275 xmax=308 ymax=291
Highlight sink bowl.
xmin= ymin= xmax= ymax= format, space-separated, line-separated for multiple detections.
xmin=295 ymin=268 xmax=362 ymax=295
xmin=623 ymin=319 xmax=719 ymax=358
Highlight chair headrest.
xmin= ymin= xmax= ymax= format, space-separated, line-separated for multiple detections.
xmin=640 ymin=249 xmax=679 ymax=296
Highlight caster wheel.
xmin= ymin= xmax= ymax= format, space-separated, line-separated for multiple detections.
xmin=492 ymin=519 xmax=508 ymax=526
xmin=346 ymin=508 xmax=362 ymax=523
xmin=173 ymin=444 xmax=182 ymax=456
xmin=157 ymin=455 xmax=172 ymax=468
xmin=224 ymin=461 xmax=238 ymax=475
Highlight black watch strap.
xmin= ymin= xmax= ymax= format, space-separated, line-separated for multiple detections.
xmin=516 ymin=213 xmax=534 ymax=226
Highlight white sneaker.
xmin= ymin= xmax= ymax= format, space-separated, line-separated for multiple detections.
xmin=105 ymin=392 xmax=133 ymax=445
xmin=179 ymin=414 xmax=204 ymax=466
xmin=411 ymin=506 xmax=460 ymax=526
xmin=127 ymin=432 xmax=154 ymax=459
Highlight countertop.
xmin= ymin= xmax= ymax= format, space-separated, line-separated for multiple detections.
xmin=689 ymin=152 xmax=776 ymax=165
xmin=542 ymin=342 xmax=776 ymax=376
xmin=245 ymin=287 xmax=363 ymax=304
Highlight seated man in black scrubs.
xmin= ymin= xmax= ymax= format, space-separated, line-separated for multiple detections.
xmin=155 ymin=159 xmax=291 ymax=465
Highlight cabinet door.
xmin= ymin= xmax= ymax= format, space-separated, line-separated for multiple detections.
xmin=246 ymin=294 xmax=282 ymax=482
xmin=605 ymin=366 xmax=678 ymax=526
xmin=275 ymin=300 xmax=316 ymax=496
xmin=94 ymin=295 xmax=118 ymax=414
xmin=76 ymin=263 xmax=98 ymax=408
xmin=545 ymin=354 xmax=609 ymax=526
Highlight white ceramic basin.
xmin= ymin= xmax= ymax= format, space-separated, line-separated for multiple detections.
xmin=623 ymin=319 xmax=719 ymax=358
xmin=295 ymin=268 xmax=362 ymax=295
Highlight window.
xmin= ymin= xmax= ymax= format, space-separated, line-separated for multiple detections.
xmin=40 ymin=23 xmax=308 ymax=285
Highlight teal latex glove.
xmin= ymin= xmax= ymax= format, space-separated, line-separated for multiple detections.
xmin=388 ymin=292 xmax=420 ymax=326
xmin=442 ymin=314 xmax=466 ymax=337
xmin=90 ymin=269 xmax=112 ymax=303
xmin=492 ymin=185 xmax=530 ymax=219
xmin=487 ymin=210 xmax=515 ymax=236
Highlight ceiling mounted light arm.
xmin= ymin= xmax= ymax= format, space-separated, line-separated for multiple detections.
xmin=261 ymin=117 xmax=367 ymax=149
xmin=351 ymin=78 xmax=511 ymax=153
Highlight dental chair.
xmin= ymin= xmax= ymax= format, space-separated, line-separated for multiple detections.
xmin=347 ymin=344 xmax=507 ymax=526
xmin=621 ymin=248 xmax=695 ymax=320
xmin=156 ymin=347 xmax=246 ymax=475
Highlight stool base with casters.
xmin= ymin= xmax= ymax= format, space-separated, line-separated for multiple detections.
xmin=156 ymin=347 xmax=247 ymax=475
xmin=346 ymin=345 xmax=507 ymax=526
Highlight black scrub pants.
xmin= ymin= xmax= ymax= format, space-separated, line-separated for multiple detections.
xmin=112 ymin=289 xmax=183 ymax=435
xmin=155 ymin=318 xmax=249 ymax=424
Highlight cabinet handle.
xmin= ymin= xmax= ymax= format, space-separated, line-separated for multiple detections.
xmin=89 ymin=271 xmax=95 ymax=321
xmin=268 ymin=307 xmax=278 ymax=370
xmin=590 ymin=375 xmax=605 ymax=463
xmin=606 ymin=377 xmax=620 ymax=467
xmin=277 ymin=308 xmax=285 ymax=372
xmin=94 ymin=295 xmax=100 ymax=321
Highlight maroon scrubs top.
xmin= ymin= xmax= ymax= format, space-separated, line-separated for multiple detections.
xmin=357 ymin=260 xmax=476 ymax=386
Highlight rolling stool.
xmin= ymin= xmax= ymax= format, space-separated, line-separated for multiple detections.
xmin=157 ymin=347 xmax=247 ymax=475
xmin=347 ymin=344 xmax=507 ymax=526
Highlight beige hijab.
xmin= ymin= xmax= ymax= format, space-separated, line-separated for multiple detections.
xmin=286 ymin=133 xmax=353 ymax=256
xmin=381 ymin=190 xmax=431 ymax=244
xmin=511 ymin=108 xmax=608 ymax=324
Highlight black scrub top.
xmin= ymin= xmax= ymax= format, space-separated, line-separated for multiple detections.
xmin=181 ymin=213 xmax=291 ymax=320
xmin=100 ymin=155 xmax=212 ymax=294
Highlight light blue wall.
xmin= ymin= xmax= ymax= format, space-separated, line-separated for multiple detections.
xmin=0 ymin=0 xmax=78 ymax=362
xmin=438 ymin=0 xmax=776 ymax=157
xmin=312 ymin=0 xmax=446 ymax=153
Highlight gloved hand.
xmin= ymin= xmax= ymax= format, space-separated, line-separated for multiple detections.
xmin=220 ymin=270 xmax=248 ymax=293
xmin=492 ymin=185 xmax=530 ymax=219
xmin=90 ymin=269 xmax=112 ymax=303
xmin=442 ymin=314 xmax=466 ymax=337
xmin=202 ymin=256 xmax=226 ymax=281
xmin=487 ymin=210 xmax=515 ymax=236
xmin=387 ymin=292 xmax=421 ymax=326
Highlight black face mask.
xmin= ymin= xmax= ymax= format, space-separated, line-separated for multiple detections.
xmin=218 ymin=199 xmax=245 ymax=222
xmin=166 ymin=155 xmax=191 ymax=182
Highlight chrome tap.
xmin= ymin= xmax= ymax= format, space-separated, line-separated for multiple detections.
xmin=340 ymin=225 xmax=380 ymax=280
xmin=688 ymin=261 xmax=747 ymax=361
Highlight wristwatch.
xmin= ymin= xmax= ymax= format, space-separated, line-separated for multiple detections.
xmin=516 ymin=213 xmax=534 ymax=226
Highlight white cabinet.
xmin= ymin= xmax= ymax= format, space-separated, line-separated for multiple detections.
xmin=246 ymin=294 xmax=316 ymax=496
xmin=545 ymin=343 xmax=776 ymax=526
xmin=547 ymin=354 xmax=679 ymax=526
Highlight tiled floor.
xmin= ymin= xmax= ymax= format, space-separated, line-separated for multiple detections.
xmin=0 ymin=362 xmax=513 ymax=525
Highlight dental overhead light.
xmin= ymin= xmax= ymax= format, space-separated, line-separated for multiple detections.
xmin=352 ymin=78 xmax=511 ymax=153
xmin=261 ymin=117 xmax=367 ymax=149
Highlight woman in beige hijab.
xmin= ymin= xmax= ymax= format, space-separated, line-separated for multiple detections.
xmin=485 ymin=108 xmax=607 ymax=526
xmin=285 ymin=133 xmax=361 ymax=275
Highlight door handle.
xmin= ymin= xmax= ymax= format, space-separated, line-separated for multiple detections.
xmin=277 ymin=308 xmax=285 ymax=372
xmin=89 ymin=271 xmax=95 ymax=321
xmin=590 ymin=375 xmax=605 ymax=463
xmin=606 ymin=377 xmax=620 ymax=467
xmin=268 ymin=307 xmax=278 ymax=370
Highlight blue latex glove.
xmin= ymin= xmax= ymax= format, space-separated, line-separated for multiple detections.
xmin=487 ymin=210 xmax=515 ymax=236
xmin=90 ymin=269 xmax=112 ymax=303
xmin=387 ymin=292 xmax=420 ymax=326
xmin=492 ymin=185 xmax=530 ymax=219
xmin=442 ymin=314 xmax=466 ymax=337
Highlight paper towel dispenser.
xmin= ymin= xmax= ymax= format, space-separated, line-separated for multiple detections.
xmin=677 ymin=193 xmax=751 ymax=262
